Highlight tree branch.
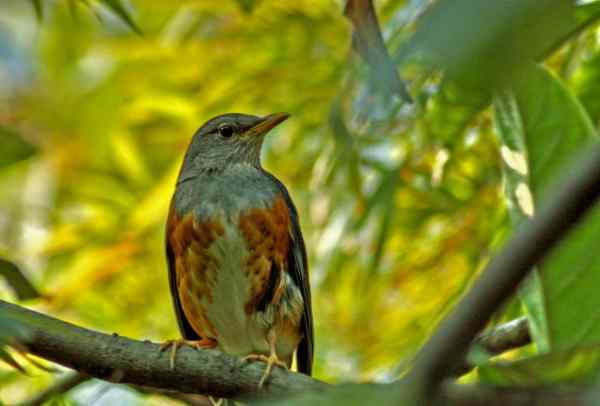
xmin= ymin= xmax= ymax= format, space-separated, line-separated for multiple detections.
xmin=408 ymin=145 xmax=600 ymax=399
xmin=475 ymin=317 xmax=530 ymax=355
xmin=0 ymin=300 xmax=326 ymax=402
xmin=0 ymin=300 xmax=591 ymax=405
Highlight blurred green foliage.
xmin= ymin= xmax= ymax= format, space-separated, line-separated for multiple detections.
xmin=1 ymin=0 xmax=600 ymax=404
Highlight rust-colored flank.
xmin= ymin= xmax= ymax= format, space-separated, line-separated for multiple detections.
xmin=239 ymin=195 xmax=291 ymax=315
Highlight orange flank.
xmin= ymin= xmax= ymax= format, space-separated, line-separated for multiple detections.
xmin=239 ymin=195 xmax=291 ymax=315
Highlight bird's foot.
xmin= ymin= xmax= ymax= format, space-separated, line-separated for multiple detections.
xmin=242 ymin=353 xmax=288 ymax=388
xmin=160 ymin=337 xmax=217 ymax=370
xmin=208 ymin=396 xmax=223 ymax=406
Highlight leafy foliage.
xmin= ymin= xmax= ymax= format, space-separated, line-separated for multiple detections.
xmin=1 ymin=0 xmax=600 ymax=404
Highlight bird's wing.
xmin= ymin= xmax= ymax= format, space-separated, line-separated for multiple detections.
xmin=166 ymin=202 xmax=200 ymax=340
xmin=262 ymin=171 xmax=314 ymax=376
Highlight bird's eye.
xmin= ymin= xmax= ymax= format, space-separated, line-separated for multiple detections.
xmin=218 ymin=124 xmax=235 ymax=138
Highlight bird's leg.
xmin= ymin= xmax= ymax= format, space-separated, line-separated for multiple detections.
xmin=242 ymin=330 xmax=288 ymax=388
xmin=160 ymin=337 xmax=217 ymax=370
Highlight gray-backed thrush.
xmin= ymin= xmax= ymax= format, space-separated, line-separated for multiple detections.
xmin=162 ymin=113 xmax=314 ymax=388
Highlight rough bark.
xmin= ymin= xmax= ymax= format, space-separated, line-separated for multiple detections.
xmin=0 ymin=300 xmax=326 ymax=402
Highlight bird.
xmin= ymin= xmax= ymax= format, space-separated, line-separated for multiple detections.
xmin=162 ymin=112 xmax=313 ymax=388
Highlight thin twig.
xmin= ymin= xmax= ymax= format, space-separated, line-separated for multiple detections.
xmin=476 ymin=317 xmax=531 ymax=355
xmin=453 ymin=317 xmax=531 ymax=376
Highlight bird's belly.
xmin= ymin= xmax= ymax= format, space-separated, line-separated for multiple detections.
xmin=178 ymin=216 xmax=301 ymax=361
xmin=204 ymin=220 xmax=268 ymax=356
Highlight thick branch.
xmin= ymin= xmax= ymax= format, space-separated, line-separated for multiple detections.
xmin=0 ymin=300 xmax=326 ymax=401
xmin=0 ymin=300 xmax=590 ymax=405
xmin=409 ymin=145 xmax=600 ymax=397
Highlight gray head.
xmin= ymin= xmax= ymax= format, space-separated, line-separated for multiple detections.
xmin=178 ymin=112 xmax=289 ymax=182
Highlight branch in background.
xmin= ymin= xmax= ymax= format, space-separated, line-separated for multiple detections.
xmin=408 ymin=145 xmax=600 ymax=400
xmin=344 ymin=0 xmax=412 ymax=102
xmin=476 ymin=317 xmax=531 ymax=355
xmin=453 ymin=317 xmax=531 ymax=376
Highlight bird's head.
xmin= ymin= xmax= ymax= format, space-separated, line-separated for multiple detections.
xmin=179 ymin=112 xmax=289 ymax=179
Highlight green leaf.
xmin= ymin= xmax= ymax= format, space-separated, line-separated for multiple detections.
xmin=511 ymin=66 xmax=597 ymax=350
xmin=0 ymin=127 xmax=38 ymax=169
xmin=0 ymin=259 xmax=42 ymax=301
xmin=31 ymin=0 xmax=43 ymax=21
xmin=424 ymin=78 xmax=490 ymax=144
xmin=99 ymin=0 xmax=142 ymax=35
xmin=400 ymin=0 xmax=600 ymax=88
xmin=0 ymin=316 xmax=31 ymax=373
xmin=493 ymin=88 xmax=550 ymax=352
xmin=493 ymin=64 xmax=599 ymax=351
xmin=515 ymin=66 xmax=596 ymax=198
xmin=0 ymin=348 xmax=25 ymax=373
xmin=573 ymin=52 xmax=600 ymax=124
xmin=479 ymin=344 xmax=600 ymax=386
xmin=234 ymin=0 xmax=259 ymax=14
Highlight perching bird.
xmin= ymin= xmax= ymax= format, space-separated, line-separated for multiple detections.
xmin=163 ymin=112 xmax=313 ymax=387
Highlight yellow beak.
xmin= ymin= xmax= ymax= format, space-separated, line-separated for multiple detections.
xmin=247 ymin=112 xmax=290 ymax=137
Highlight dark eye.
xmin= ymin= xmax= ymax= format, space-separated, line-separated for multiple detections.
xmin=218 ymin=124 xmax=235 ymax=138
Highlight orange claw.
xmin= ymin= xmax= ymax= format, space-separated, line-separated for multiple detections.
xmin=160 ymin=337 xmax=217 ymax=369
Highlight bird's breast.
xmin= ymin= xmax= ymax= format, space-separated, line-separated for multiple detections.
xmin=168 ymin=181 xmax=304 ymax=359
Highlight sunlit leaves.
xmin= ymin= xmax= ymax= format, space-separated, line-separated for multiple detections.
xmin=30 ymin=0 xmax=43 ymax=21
xmin=0 ymin=127 xmax=37 ymax=169
xmin=4 ymin=0 xmax=600 ymax=400
xmin=28 ymin=0 xmax=142 ymax=33
xmin=234 ymin=0 xmax=259 ymax=14
xmin=98 ymin=0 xmax=142 ymax=34
xmin=572 ymin=51 xmax=600 ymax=123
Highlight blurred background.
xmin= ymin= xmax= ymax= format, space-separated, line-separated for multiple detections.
xmin=2 ymin=0 xmax=596 ymax=404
